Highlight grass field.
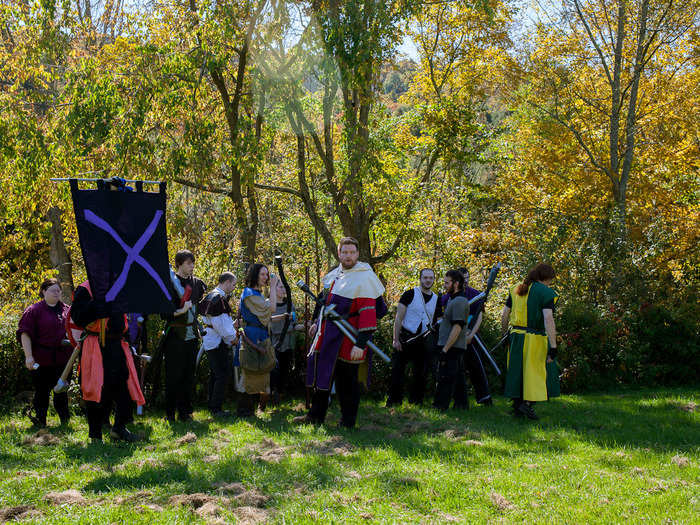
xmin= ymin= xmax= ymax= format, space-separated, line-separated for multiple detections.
xmin=0 ymin=389 xmax=698 ymax=524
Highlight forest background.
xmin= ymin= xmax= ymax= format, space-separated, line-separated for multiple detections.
xmin=0 ymin=0 xmax=698 ymax=399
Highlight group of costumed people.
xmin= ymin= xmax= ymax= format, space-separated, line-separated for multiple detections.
xmin=17 ymin=235 xmax=559 ymax=442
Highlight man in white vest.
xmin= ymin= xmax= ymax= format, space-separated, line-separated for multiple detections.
xmin=386 ymin=268 xmax=442 ymax=407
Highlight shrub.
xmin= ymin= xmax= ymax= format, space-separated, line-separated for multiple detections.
xmin=0 ymin=313 xmax=32 ymax=400
xmin=556 ymin=302 xmax=627 ymax=392
xmin=626 ymin=301 xmax=700 ymax=386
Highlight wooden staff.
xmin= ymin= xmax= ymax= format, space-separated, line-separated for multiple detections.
xmin=53 ymin=342 xmax=82 ymax=393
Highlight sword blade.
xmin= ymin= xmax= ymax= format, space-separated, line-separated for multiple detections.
xmin=473 ymin=333 xmax=501 ymax=375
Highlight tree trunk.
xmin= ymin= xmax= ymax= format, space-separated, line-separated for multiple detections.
xmin=46 ymin=206 xmax=74 ymax=303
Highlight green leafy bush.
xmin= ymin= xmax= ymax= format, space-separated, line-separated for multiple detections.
xmin=626 ymin=302 xmax=699 ymax=386
xmin=0 ymin=313 xmax=32 ymax=399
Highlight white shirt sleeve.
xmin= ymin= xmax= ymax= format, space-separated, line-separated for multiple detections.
xmin=202 ymin=312 xmax=236 ymax=350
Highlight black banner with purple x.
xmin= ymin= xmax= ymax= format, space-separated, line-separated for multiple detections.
xmin=70 ymin=179 xmax=175 ymax=314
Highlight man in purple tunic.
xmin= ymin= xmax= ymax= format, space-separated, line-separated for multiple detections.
xmin=295 ymin=237 xmax=387 ymax=428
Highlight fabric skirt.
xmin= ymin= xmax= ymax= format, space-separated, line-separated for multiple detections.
xmin=504 ymin=331 xmax=548 ymax=402
xmin=242 ymin=370 xmax=270 ymax=394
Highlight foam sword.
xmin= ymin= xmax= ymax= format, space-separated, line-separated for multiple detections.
xmin=296 ymin=280 xmax=391 ymax=364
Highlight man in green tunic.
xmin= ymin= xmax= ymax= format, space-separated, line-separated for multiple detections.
xmin=501 ymin=263 xmax=559 ymax=420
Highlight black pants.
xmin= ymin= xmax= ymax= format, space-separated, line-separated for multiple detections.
xmin=84 ymin=340 xmax=133 ymax=439
xmin=425 ymin=341 xmax=441 ymax=397
xmin=271 ymin=350 xmax=293 ymax=395
xmin=433 ymin=347 xmax=469 ymax=410
xmin=207 ymin=343 xmax=231 ymax=413
xmin=164 ymin=333 xmax=197 ymax=419
xmin=31 ymin=364 xmax=70 ymax=425
xmin=464 ymin=343 xmax=491 ymax=403
xmin=309 ymin=360 xmax=360 ymax=428
xmin=387 ymin=334 xmax=428 ymax=406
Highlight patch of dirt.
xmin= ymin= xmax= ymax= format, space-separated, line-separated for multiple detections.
xmin=233 ymin=490 xmax=269 ymax=508
xmin=195 ymin=501 xmax=222 ymax=519
xmin=403 ymin=422 xmax=431 ymax=433
xmin=328 ymin=491 xmax=360 ymax=505
xmin=168 ymin=493 xmax=217 ymax=509
xmin=441 ymin=429 xmax=458 ymax=439
xmin=366 ymin=412 xmax=390 ymax=424
xmin=463 ymin=440 xmax=484 ymax=446
xmin=232 ymin=506 xmax=270 ymax=525
xmin=677 ymin=401 xmax=696 ymax=412
xmin=306 ymin=436 xmax=354 ymax=457
xmin=0 ymin=505 xmax=38 ymax=522
xmin=213 ymin=482 xmax=246 ymax=495
xmin=346 ymin=470 xmax=363 ymax=480
xmin=203 ymin=455 xmax=220 ymax=463
xmin=524 ymin=463 xmax=539 ymax=470
xmin=671 ymin=455 xmax=689 ymax=467
xmin=143 ymin=445 xmax=156 ymax=451
xmin=113 ymin=490 xmax=154 ymax=506
xmin=290 ymin=483 xmax=307 ymax=495
xmin=217 ymin=429 xmax=233 ymax=441
xmin=647 ymin=481 xmax=668 ymax=494
xmin=614 ymin=451 xmax=629 ymax=458
xmin=247 ymin=438 xmax=290 ymax=463
xmin=22 ymin=429 xmax=61 ymax=447
xmin=292 ymin=402 xmax=307 ymax=412
xmin=359 ymin=512 xmax=374 ymax=520
xmin=134 ymin=458 xmax=163 ymax=469
xmin=438 ymin=513 xmax=461 ymax=522
xmin=490 ymin=492 xmax=514 ymax=511
xmin=78 ymin=464 xmax=101 ymax=473
xmin=45 ymin=489 xmax=86 ymax=505
xmin=631 ymin=467 xmax=645 ymax=476
xmin=174 ymin=432 xmax=197 ymax=445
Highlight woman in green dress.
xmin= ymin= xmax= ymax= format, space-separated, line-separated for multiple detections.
xmin=501 ymin=263 xmax=559 ymax=420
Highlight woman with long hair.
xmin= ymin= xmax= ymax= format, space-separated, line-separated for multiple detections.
xmin=501 ymin=263 xmax=559 ymax=420
xmin=237 ymin=263 xmax=278 ymax=417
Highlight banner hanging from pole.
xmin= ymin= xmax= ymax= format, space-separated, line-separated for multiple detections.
xmin=69 ymin=178 xmax=175 ymax=314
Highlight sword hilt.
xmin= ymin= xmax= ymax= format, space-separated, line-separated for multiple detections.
xmin=53 ymin=378 xmax=69 ymax=394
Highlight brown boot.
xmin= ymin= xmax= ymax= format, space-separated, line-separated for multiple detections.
xmin=258 ymin=393 xmax=269 ymax=412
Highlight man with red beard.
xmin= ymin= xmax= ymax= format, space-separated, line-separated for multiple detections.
xmin=295 ymin=237 xmax=387 ymax=429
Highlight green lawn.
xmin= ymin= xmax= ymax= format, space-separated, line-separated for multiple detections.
xmin=1 ymin=389 xmax=698 ymax=524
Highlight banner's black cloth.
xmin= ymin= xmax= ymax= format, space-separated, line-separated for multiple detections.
xmin=70 ymin=179 xmax=175 ymax=314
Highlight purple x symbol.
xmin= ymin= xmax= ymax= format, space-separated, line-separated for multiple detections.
xmin=84 ymin=209 xmax=172 ymax=302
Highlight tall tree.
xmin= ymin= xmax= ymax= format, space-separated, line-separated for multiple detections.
xmin=493 ymin=0 xmax=700 ymax=303
xmin=138 ymin=0 xmax=274 ymax=262
xmin=251 ymin=0 xmax=422 ymax=264
xmin=515 ymin=0 xmax=699 ymax=235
